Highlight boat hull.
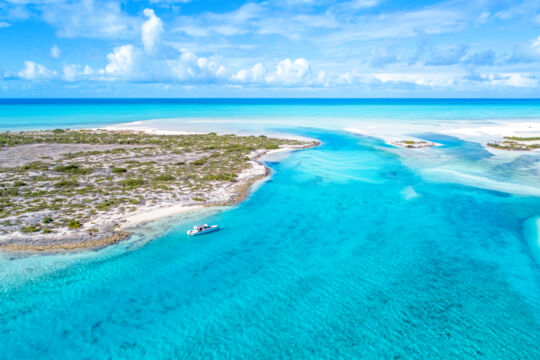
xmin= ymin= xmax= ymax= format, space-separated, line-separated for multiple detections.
xmin=187 ymin=225 xmax=219 ymax=236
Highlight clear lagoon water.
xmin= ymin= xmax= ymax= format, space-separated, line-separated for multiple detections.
xmin=0 ymin=100 xmax=539 ymax=359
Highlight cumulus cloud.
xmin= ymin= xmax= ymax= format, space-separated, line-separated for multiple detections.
xmin=231 ymin=58 xmax=330 ymax=86
xmin=266 ymin=58 xmax=311 ymax=84
xmin=0 ymin=21 xmax=11 ymax=28
xmin=61 ymin=64 xmax=94 ymax=81
xmin=18 ymin=61 xmax=56 ymax=80
xmin=62 ymin=64 xmax=78 ymax=81
xmin=142 ymin=9 xmax=163 ymax=53
xmin=232 ymin=63 xmax=266 ymax=83
xmin=50 ymin=45 xmax=61 ymax=58
xmin=168 ymin=49 xmax=227 ymax=82
xmin=102 ymin=44 xmax=141 ymax=78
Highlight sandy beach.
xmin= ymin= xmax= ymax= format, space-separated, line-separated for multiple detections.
xmin=0 ymin=130 xmax=318 ymax=252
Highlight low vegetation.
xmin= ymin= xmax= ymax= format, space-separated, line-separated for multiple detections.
xmin=487 ymin=136 xmax=540 ymax=151
xmin=0 ymin=129 xmax=311 ymax=236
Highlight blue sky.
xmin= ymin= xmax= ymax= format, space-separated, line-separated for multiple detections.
xmin=0 ymin=0 xmax=539 ymax=97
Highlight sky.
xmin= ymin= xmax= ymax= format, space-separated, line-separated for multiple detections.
xmin=0 ymin=0 xmax=539 ymax=97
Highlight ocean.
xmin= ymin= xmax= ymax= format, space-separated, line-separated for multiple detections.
xmin=0 ymin=99 xmax=539 ymax=359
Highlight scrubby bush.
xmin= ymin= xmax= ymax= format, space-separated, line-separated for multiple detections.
xmin=191 ymin=158 xmax=207 ymax=166
xmin=21 ymin=225 xmax=40 ymax=233
xmin=96 ymin=199 xmax=121 ymax=211
xmin=68 ymin=220 xmax=82 ymax=229
xmin=55 ymin=179 xmax=79 ymax=187
xmin=154 ymin=174 xmax=174 ymax=182
xmin=120 ymin=178 xmax=145 ymax=188
xmin=20 ymin=161 xmax=49 ymax=171
xmin=203 ymin=173 xmax=237 ymax=181
xmin=54 ymin=164 xmax=92 ymax=175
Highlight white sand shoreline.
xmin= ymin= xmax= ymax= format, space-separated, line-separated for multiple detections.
xmin=0 ymin=128 xmax=319 ymax=252
xmin=118 ymin=145 xmax=306 ymax=232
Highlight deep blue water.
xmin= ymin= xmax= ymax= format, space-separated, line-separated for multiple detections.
xmin=1 ymin=128 xmax=539 ymax=359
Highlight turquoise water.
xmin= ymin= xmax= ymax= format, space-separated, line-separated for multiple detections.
xmin=2 ymin=99 xmax=540 ymax=131
xmin=1 ymin=100 xmax=540 ymax=358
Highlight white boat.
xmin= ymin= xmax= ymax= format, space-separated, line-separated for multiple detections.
xmin=187 ymin=224 xmax=219 ymax=236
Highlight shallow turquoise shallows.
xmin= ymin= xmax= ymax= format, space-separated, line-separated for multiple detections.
xmin=0 ymin=100 xmax=539 ymax=359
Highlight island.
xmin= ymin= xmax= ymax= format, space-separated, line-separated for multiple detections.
xmin=391 ymin=140 xmax=436 ymax=148
xmin=487 ymin=136 xmax=540 ymax=151
xmin=0 ymin=129 xmax=317 ymax=251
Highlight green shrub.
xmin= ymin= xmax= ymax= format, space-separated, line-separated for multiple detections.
xmin=42 ymin=216 xmax=53 ymax=224
xmin=0 ymin=188 xmax=19 ymax=196
xmin=264 ymin=144 xmax=279 ymax=150
xmin=52 ymin=129 xmax=65 ymax=134
xmin=68 ymin=220 xmax=82 ymax=229
xmin=203 ymin=173 xmax=237 ymax=181
xmin=55 ymin=179 xmax=79 ymax=187
xmin=120 ymin=178 xmax=145 ymax=188
xmin=96 ymin=199 xmax=121 ymax=211
xmin=112 ymin=167 xmax=127 ymax=174
xmin=13 ymin=181 xmax=26 ymax=187
xmin=192 ymin=197 xmax=205 ymax=202
xmin=154 ymin=174 xmax=174 ymax=182
xmin=20 ymin=161 xmax=49 ymax=171
xmin=21 ymin=225 xmax=40 ymax=233
xmin=54 ymin=164 xmax=92 ymax=175
xmin=191 ymin=158 xmax=207 ymax=166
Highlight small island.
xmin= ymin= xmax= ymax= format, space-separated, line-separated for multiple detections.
xmin=391 ymin=140 xmax=436 ymax=148
xmin=487 ymin=136 xmax=540 ymax=151
xmin=0 ymin=129 xmax=317 ymax=251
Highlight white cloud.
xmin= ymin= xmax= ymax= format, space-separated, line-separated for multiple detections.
xmin=174 ymin=3 xmax=265 ymax=37
xmin=102 ymin=44 xmax=141 ymax=78
xmin=18 ymin=61 xmax=56 ymax=80
xmin=476 ymin=11 xmax=490 ymax=24
xmin=373 ymin=73 xmax=456 ymax=87
xmin=0 ymin=21 xmax=11 ymax=29
xmin=232 ymin=63 xmax=266 ymax=82
xmin=50 ymin=45 xmax=61 ymax=58
xmin=266 ymin=58 xmax=311 ymax=84
xmin=142 ymin=8 xmax=163 ymax=53
xmin=480 ymin=73 xmax=538 ymax=88
xmin=62 ymin=64 xmax=77 ymax=81
xmin=168 ymin=49 xmax=227 ymax=82
xmin=41 ymin=0 xmax=138 ymax=39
